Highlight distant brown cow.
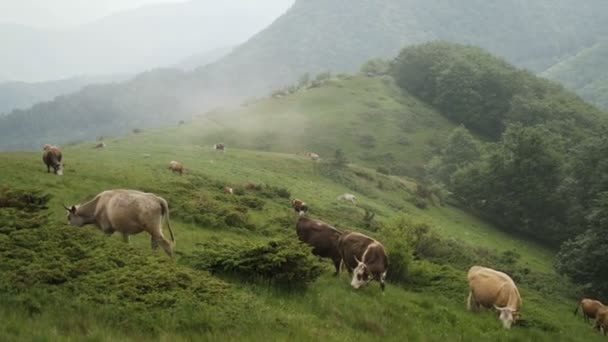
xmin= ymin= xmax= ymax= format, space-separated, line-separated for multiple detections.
xmin=214 ymin=143 xmax=225 ymax=152
xmin=94 ymin=142 xmax=106 ymax=149
xmin=42 ymin=146 xmax=63 ymax=176
xmin=338 ymin=232 xmax=388 ymax=291
xmin=575 ymin=298 xmax=604 ymax=323
xmin=596 ymin=307 xmax=608 ymax=335
xmin=224 ymin=186 xmax=234 ymax=194
xmin=296 ymin=216 xmax=343 ymax=275
xmin=168 ymin=161 xmax=184 ymax=175
xmin=64 ymin=189 xmax=175 ymax=256
xmin=291 ymin=199 xmax=309 ymax=215
xmin=244 ymin=183 xmax=261 ymax=191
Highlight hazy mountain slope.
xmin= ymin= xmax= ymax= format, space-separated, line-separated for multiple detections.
xmin=543 ymin=41 xmax=608 ymax=110
xmin=0 ymin=0 xmax=294 ymax=82
xmin=175 ymin=46 xmax=234 ymax=71
xmin=3 ymin=0 xmax=608 ymax=150
xmin=0 ymin=74 xmax=128 ymax=115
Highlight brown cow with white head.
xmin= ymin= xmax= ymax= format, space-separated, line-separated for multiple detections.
xmin=42 ymin=145 xmax=63 ymax=176
xmin=64 ymin=189 xmax=175 ymax=256
xmin=595 ymin=306 xmax=608 ymax=335
xmin=291 ymin=199 xmax=309 ymax=215
xmin=338 ymin=232 xmax=388 ymax=291
xmin=467 ymin=265 xmax=522 ymax=329
xmin=296 ymin=216 xmax=343 ymax=275
xmin=168 ymin=161 xmax=184 ymax=175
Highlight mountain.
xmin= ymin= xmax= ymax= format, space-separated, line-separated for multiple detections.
xmin=0 ymin=74 xmax=128 ymax=115
xmin=2 ymin=0 xmax=608 ymax=150
xmin=0 ymin=0 xmax=294 ymax=82
xmin=175 ymin=47 xmax=234 ymax=71
xmin=543 ymin=40 xmax=608 ymax=110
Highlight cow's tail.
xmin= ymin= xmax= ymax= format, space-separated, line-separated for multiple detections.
xmin=160 ymin=198 xmax=175 ymax=243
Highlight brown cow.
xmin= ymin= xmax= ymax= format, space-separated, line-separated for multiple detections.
xmin=214 ymin=143 xmax=225 ymax=152
xmin=575 ymin=298 xmax=604 ymax=323
xmin=244 ymin=183 xmax=261 ymax=191
xmin=64 ymin=189 xmax=175 ymax=256
xmin=467 ymin=266 xmax=522 ymax=329
xmin=338 ymin=232 xmax=388 ymax=291
xmin=168 ymin=161 xmax=184 ymax=175
xmin=95 ymin=142 xmax=106 ymax=149
xmin=291 ymin=199 xmax=309 ymax=215
xmin=595 ymin=307 xmax=608 ymax=335
xmin=42 ymin=146 xmax=63 ymax=175
xmin=296 ymin=216 xmax=343 ymax=275
xmin=224 ymin=186 xmax=234 ymax=194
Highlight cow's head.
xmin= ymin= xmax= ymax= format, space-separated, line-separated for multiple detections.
xmin=494 ymin=305 xmax=520 ymax=329
xmin=350 ymin=256 xmax=372 ymax=289
xmin=54 ymin=163 xmax=63 ymax=176
xmin=64 ymin=205 xmax=85 ymax=226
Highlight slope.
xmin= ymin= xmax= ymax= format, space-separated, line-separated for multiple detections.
xmin=3 ymin=0 xmax=608 ymax=151
xmin=543 ymin=40 xmax=608 ymax=110
xmin=0 ymin=125 xmax=600 ymax=341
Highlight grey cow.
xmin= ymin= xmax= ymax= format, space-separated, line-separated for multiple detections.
xmin=65 ymin=189 xmax=175 ymax=256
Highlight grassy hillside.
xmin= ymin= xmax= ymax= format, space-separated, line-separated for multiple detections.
xmin=543 ymin=40 xmax=608 ymax=110
xmin=0 ymin=97 xmax=603 ymax=340
xmin=3 ymin=0 xmax=608 ymax=150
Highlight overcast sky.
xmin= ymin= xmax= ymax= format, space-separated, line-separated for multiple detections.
xmin=0 ymin=0 xmax=187 ymax=28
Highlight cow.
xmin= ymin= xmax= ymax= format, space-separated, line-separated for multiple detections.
xmin=64 ymin=189 xmax=175 ymax=256
xmin=296 ymin=216 xmax=343 ymax=275
xmin=95 ymin=142 xmax=106 ymax=149
xmin=42 ymin=146 xmax=63 ymax=176
xmin=168 ymin=161 xmax=184 ymax=175
xmin=337 ymin=193 xmax=357 ymax=204
xmin=574 ymin=298 xmax=604 ymax=323
xmin=338 ymin=232 xmax=388 ymax=291
xmin=291 ymin=199 xmax=309 ymax=215
xmin=467 ymin=265 xmax=522 ymax=329
xmin=224 ymin=186 xmax=234 ymax=194
xmin=304 ymin=152 xmax=320 ymax=161
xmin=213 ymin=143 xmax=225 ymax=152
xmin=244 ymin=183 xmax=261 ymax=191
xmin=595 ymin=307 xmax=608 ymax=335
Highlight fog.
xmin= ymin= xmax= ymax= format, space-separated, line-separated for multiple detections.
xmin=0 ymin=0 xmax=295 ymax=82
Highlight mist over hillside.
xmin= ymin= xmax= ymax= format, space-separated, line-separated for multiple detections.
xmin=0 ymin=0 xmax=294 ymax=82
xmin=2 ymin=0 xmax=608 ymax=150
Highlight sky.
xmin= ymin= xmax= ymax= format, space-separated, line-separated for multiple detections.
xmin=0 ymin=0 xmax=186 ymax=28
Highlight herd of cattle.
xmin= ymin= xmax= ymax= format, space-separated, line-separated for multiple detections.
xmin=41 ymin=144 xmax=607 ymax=333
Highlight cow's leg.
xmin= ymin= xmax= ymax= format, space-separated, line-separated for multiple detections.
xmin=380 ymin=271 xmax=387 ymax=292
xmin=151 ymin=236 xmax=159 ymax=250
xmin=332 ymin=258 xmax=341 ymax=276
xmin=467 ymin=291 xmax=478 ymax=312
xmin=122 ymin=234 xmax=130 ymax=243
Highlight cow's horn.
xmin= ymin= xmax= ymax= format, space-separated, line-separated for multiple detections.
xmin=63 ymin=204 xmax=71 ymax=211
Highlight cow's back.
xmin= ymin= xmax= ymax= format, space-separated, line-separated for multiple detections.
xmin=582 ymin=299 xmax=604 ymax=318
xmin=296 ymin=218 xmax=341 ymax=259
xmin=468 ymin=266 xmax=520 ymax=308
xmin=98 ymin=190 xmax=163 ymax=233
xmin=338 ymin=232 xmax=376 ymax=270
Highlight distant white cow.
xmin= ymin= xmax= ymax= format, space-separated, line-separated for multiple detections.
xmin=337 ymin=193 xmax=356 ymax=204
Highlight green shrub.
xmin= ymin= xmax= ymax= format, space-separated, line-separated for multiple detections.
xmin=184 ymin=238 xmax=323 ymax=289
xmin=238 ymin=196 xmax=265 ymax=210
xmin=376 ymin=166 xmax=390 ymax=175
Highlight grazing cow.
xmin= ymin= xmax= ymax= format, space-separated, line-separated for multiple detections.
xmin=595 ymin=307 xmax=608 ymax=335
xmin=224 ymin=186 xmax=234 ymax=194
xmin=213 ymin=143 xmax=225 ymax=152
xmin=42 ymin=146 xmax=63 ymax=176
xmin=337 ymin=193 xmax=357 ymax=204
xmin=64 ymin=189 xmax=175 ymax=256
xmin=338 ymin=232 xmax=388 ymax=291
xmin=291 ymin=199 xmax=309 ymax=215
xmin=304 ymin=152 xmax=320 ymax=161
xmin=575 ymin=298 xmax=604 ymax=323
xmin=95 ymin=142 xmax=106 ymax=149
xmin=168 ymin=161 xmax=184 ymax=175
xmin=467 ymin=265 xmax=522 ymax=329
xmin=296 ymin=216 xmax=343 ymax=274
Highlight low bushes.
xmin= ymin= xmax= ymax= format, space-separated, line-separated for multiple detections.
xmin=183 ymin=238 xmax=323 ymax=289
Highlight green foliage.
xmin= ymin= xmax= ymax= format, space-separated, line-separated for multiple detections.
xmin=183 ymin=238 xmax=323 ymax=288
xmin=331 ymin=148 xmax=349 ymax=167
xmin=360 ymin=58 xmax=391 ymax=76
xmin=391 ymin=42 xmax=606 ymax=140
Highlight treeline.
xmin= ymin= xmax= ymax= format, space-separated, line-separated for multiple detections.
xmin=389 ymin=42 xmax=608 ymax=296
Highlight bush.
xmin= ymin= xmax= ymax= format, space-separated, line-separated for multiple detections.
xmin=376 ymin=166 xmax=390 ymax=175
xmin=238 ymin=197 xmax=265 ymax=210
xmin=184 ymin=238 xmax=323 ymax=288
